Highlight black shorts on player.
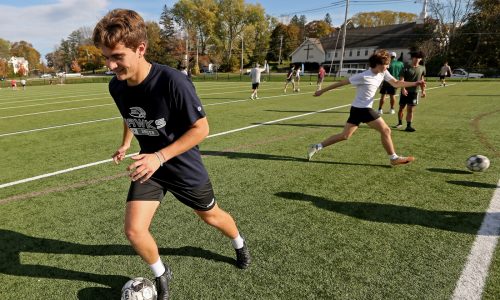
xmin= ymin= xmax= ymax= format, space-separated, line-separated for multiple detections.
xmin=399 ymin=91 xmax=419 ymax=106
xmin=379 ymin=81 xmax=396 ymax=95
xmin=252 ymin=82 xmax=259 ymax=89
xmin=127 ymin=178 xmax=216 ymax=211
xmin=346 ymin=106 xmax=380 ymax=126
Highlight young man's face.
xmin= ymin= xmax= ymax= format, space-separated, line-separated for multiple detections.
xmin=411 ymin=57 xmax=422 ymax=65
xmin=101 ymin=42 xmax=145 ymax=82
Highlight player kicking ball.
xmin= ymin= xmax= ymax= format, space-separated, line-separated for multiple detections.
xmin=307 ymin=49 xmax=425 ymax=166
xmin=93 ymin=9 xmax=250 ymax=300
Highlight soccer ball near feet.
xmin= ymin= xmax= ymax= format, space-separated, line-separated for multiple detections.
xmin=466 ymin=155 xmax=490 ymax=172
xmin=121 ymin=277 xmax=157 ymax=300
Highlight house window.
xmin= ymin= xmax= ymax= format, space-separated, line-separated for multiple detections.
xmin=327 ymin=53 xmax=330 ymax=59
xmin=365 ymin=49 xmax=368 ymax=56
xmin=349 ymin=50 xmax=352 ymax=56
xmin=357 ymin=50 xmax=360 ymax=56
xmin=335 ymin=52 xmax=338 ymax=57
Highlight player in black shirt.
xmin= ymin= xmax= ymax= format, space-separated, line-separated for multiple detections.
xmin=93 ymin=9 xmax=250 ymax=300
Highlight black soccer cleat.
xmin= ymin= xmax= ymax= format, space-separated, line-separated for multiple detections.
xmin=235 ymin=241 xmax=251 ymax=269
xmin=405 ymin=126 xmax=416 ymax=132
xmin=155 ymin=265 xmax=173 ymax=300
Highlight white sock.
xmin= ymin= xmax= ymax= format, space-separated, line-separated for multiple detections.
xmin=389 ymin=154 xmax=398 ymax=160
xmin=231 ymin=234 xmax=245 ymax=249
xmin=149 ymin=258 xmax=166 ymax=277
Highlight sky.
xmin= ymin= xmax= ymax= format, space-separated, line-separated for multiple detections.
xmin=0 ymin=0 xmax=424 ymax=60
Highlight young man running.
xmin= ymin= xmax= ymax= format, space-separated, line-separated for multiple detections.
xmin=307 ymin=50 xmax=425 ymax=166
xmin=93 ymin=9 xmax=250 ymax=300
xmin=394 ymin=50 xmax=426 ymax=132
xmin=377 ymin=51 xmax=404 ymax=115
xmin=438 ymin=61 xmax=451 ymax=86
xmin=317 ymin=65 xmax=326 ymax=91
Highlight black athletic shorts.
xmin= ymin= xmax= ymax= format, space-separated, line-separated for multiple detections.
xmin=379 ymin=81 xmax=396 ymax=95
xmin=399 ymin=91 xmax=419 ymax=106
xmin=346 ymin=106 xmax=380 ymax=126
xmin=126 ymin=178 xmax=216 ymax=211
xmin=439 ymin=75 xmax=446 ymax=80
xmin=252 ymin=82 xmax=260 ymax=89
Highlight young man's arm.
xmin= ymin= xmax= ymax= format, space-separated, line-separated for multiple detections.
xmin=112 ymin=121 xmax=134 ymax=164
xmin=420 ymin=74 xmax=426 ymax=98
xmin=127 ymin=117 xmax=209 ymax=183
xmin=314 ymin=79 xmax=350 ymax=97
xmin=389 ymin=77 xmax=425 ymax=92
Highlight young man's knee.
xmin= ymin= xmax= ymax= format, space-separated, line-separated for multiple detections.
xmin=124 ymin=225 xmax=148 ymax=241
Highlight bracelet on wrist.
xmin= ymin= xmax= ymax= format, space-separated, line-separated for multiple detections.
xmin=154 ymin=152 xmax=164 ymax=166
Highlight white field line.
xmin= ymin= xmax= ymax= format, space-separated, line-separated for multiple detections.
xmin=0 ymin=103 xmax=113 ymax=119
xmin=0 ymin=97 xmax=109 ymax=110
xmin=0 ymin=103 xmax=351 ymax=189
xmin=0 ymin=92 xmax=108 ymax=105
xmin=452 ymin=181 xmax=500 ymax=300
xmin=0 ymin=117 xmax=122 ymax=137
xmin=0 ymin=83 xmax=444 ymax=137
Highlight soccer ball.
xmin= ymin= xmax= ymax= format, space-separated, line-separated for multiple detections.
xmin=121 ymin=277 xmax=157 ymax=300
xmin=466 ymin=155 xmax=490 ymax=172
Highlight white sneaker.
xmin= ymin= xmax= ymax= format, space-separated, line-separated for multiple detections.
xmin=390 ymin=109 xmax=395 ymax=114
xmin=255 ymin=96 xmax=259 ymax=99
xmin=378 ymin=109 xmax=383 ymax=115
xmin=307 ymin=144 xmax=321 ymax=161
xmin=250 ymin=95 xmax=254 ymax=100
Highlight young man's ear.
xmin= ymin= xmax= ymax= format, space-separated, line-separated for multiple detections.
xmin=137 ymin=42 xmax=147 ymax=57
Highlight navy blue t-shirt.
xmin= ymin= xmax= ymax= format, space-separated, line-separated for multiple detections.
xmin=109 ymin=63 xmax=209 ymax=187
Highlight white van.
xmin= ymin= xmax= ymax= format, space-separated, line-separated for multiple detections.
xmin=339 ymin=68 xmax=366 ymax=78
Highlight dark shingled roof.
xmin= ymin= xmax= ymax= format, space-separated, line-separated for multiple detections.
xmin=320 ymin=22 xmax=418 ymax=50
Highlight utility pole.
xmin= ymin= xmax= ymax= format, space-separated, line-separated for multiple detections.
xmin=338 ymin=0 xmax=349 ymax=77
xmin=278 ymin=35 xmax=283 ymax=65
xmin=240 ymin=36 xmax=244 ymax=75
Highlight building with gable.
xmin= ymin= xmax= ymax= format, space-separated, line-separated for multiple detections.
xmin=8 ymin=57 xmax=29 ymax=74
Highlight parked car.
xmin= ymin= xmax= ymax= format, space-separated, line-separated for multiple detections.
xmin=40 ymin=74 xmax=53 ymax=78
xmin=451 ymin=68 xmax=484 ymax=78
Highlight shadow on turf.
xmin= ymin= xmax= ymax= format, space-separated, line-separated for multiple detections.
xmin=0 ymin=229 xmax=234 ymax=299
xmin=276 ymin=192 xmax=492 ymax=235
xmin=201 ymin=150 xmax=391 ymax=168
xmin=427 ymin=168 xmax=472 ymax=174
xmin=447 ymin=180 xmax=499 ymax=189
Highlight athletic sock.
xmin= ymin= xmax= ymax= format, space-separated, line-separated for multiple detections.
xmin=389 ymin=154 xmax=398 ymax=160
xmin=407 ymin=122 xmax=412 ymax=127
xmin=398 ymin=119 xmax=402 ymax=125
xmin=149 ymin=258 xmax=166 ymax=277
xmin=231 ymin=234 xmax=245 ymax=249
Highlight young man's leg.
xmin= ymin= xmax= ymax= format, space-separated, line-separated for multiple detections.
xmin=395 ymin=103 xmax=406 ymax=128
xmin=125 ymin=201 xmax=172 ymax=299
xmin=195 ymin=204 xmax=251 ymax=269
xmin=307 ymin=123 xmax=358 ymax=160
xmin=389 ymin=95 xmax=396 ymax=114
xmin=367 ymin=118 xmax=414 ymax=165
xmin=378 ymin=94 xmax=386 ymax=113
xmin=405 ymin=105 xmax=416 ymax=132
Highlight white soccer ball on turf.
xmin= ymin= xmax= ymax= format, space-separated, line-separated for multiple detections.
xmin=121 ymin=277 xmax=157 ymax=300
xmin=466 ymin=155 xmax=490 ymax=172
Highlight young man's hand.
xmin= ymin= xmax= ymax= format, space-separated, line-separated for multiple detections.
xmin=401 ymin=88 xmax=408 ymax=96
xmin=112 ymin=145 xmax=130 ymax=164
xmin=127 ymin=154 xmax=162 ymax=183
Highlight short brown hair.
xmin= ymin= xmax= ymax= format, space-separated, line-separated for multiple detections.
xmin=93 ymin=9 xmax=147 ymax=50
xmin=368 ymin=50 xmax=391 ymax=68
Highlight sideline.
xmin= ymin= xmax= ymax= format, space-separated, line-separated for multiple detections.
xmin=452 ymin=181 xmax=500 ymax=300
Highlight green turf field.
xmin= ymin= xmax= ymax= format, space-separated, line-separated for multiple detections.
xmin=0 ymin=79 xmax=499 ymax=299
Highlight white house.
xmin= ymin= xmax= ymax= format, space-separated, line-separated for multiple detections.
xmin=291 ymin=22 xmax=423 ymax=73
xmin=8 ymin=57 xmax=29 ymax=74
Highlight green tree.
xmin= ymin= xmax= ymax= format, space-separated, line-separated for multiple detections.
xmin=0 ymin=38 xmax=10 ymax=59
xmin=325 ymin=13 xmax=332 ymax=26
xmin=76 ymin=45 xmax=104 ymax=72
xmin=351 ymin=11 xmax=417 ymax=27
xmin=159 ymin=5 xmax=183 ymax=67
xmin=305 ymin=20 xmax=334 ymax=38
xmin=448 ymin=0 xmax=500 ymax=70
